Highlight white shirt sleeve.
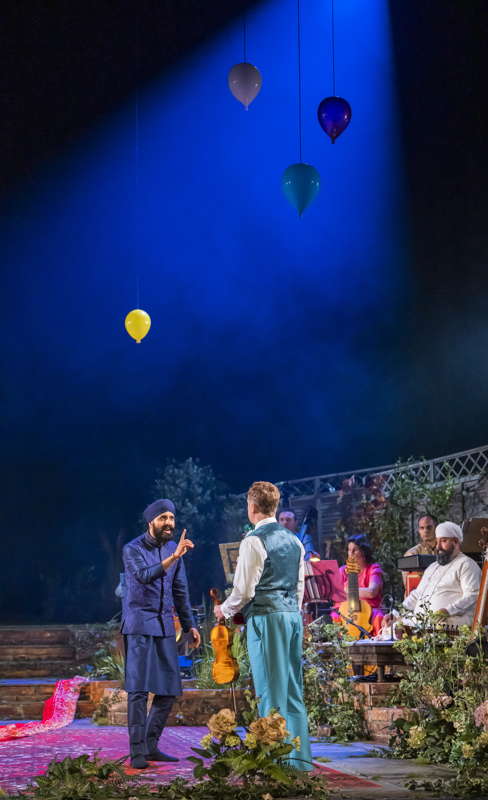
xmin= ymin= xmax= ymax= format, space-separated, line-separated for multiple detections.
xmin=220 ymin=536 xmax=266 ymax=619
xmin=444 ymin=558 xmax=482 ymax=617
xmin=402 ymin=587 xmax=421 ymax=612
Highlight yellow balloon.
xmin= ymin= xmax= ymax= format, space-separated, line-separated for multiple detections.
xmin=125 ymin=308 xmax=151 ymax=343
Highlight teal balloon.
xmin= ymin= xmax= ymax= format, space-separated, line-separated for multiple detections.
xmin=282 ymin=163 xmax=320 ymax=216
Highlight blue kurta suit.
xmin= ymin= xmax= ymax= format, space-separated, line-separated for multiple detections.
xmin=221 ymin=520 xmax=312 ymax=771
xmin=121 ymin=532 xmax=195 ymax=757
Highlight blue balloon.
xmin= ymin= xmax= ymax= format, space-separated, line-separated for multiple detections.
xmin=282 ymin=163 xmax=320 ymax=216
xmin=317 ymin=96 xmax=352 ymax=143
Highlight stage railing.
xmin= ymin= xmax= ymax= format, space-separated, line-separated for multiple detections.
xmin=276 ymin=444 xmax=488 ymax=502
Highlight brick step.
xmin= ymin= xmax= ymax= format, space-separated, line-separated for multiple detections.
xmin=0 ymin=680 xmax=120 ymax=699
xmin=364 ymin=706 xmax=416 ymax=743
xmin=0 ymin=661 xmax=81 ymax=678
xmin=0 ymin=684 xmax=55 ymax=700
xmin=0 ymin=700 xmax=95 ymax=720
xmin=0 ymin=680 xmax=121 ymax=720
xmin=354 ymin=682 xmax=399 ymax=707
xmin=0 ymin=627 xmax=72 ymax=645
xmin=106 ymin=687 xmax=247 ymax=727
xmin=0 ymin=645 xmax=75 ymax=661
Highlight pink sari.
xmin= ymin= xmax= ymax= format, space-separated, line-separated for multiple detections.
xmin=0 ymin=676 xmax=86 ymax=743
xmin=333 ymin=563 xmax=385 ymax=635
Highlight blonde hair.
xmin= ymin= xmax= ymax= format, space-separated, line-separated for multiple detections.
xmin=247 ymin=481 xmax=281 ymax=516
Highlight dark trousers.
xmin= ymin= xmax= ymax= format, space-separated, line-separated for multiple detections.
xmin=127 ymin=691 xmax=175 ymax=757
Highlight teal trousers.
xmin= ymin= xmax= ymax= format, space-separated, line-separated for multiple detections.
xmin=246 ymin=611 xmax=313 ymax=771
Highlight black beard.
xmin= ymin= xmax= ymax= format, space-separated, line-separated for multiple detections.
xmin=436 ymin=550 xmax=452 ymax=565
xmin=153 ymin=528 xmax=174 ymax=545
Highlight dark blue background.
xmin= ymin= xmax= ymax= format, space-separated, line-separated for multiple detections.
xmin=1 ymin=0 xmax=488 ymax=621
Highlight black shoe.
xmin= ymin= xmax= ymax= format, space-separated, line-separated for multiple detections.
xmin=145 ymin=750 xmax=179 ymax=762
xmin=130 ymin=754 xmax=149 ymax=769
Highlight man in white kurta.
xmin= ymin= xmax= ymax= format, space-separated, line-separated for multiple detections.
xmin=401 ymin=521 xmax=481 ymax=627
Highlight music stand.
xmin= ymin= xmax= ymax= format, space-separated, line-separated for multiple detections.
xmin=219 ymin=541 xmax=241 ymax=586
xmin=303 ymin=559 xmax=345 ymax=621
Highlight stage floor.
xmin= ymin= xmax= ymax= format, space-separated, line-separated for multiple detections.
xmin=0 ymin=720 xmax=383 ymax=796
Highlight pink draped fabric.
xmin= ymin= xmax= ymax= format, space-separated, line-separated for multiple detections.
xmin=0 ymin=676 xmax=86 ymax=742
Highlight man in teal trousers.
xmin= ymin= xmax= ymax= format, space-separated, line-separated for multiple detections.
xmin=214 ymin=481 xmax=312 ymax=770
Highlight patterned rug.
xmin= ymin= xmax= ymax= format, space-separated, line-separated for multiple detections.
xmin=0 ymin=722 xmax=380 ymax=794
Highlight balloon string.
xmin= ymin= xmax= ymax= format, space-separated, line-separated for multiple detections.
xmin=243 ymin=13 xmax=247 ymax=63
xmin=331 ymin=0 xmax=336 ymax=96
xmin=134 ymin=9 xmax=141 ymax=310
xmin=135 ymin=93 xmax=140 ymax=308
xmin=297 ymin=0 xmax=302 ymax=162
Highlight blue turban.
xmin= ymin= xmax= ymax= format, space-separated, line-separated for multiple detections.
xmin=143 ymin=498 xmax=176 ymax=524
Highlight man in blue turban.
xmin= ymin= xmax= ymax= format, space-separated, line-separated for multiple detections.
xmin=122 ymin=498 xmax=201 ymax=769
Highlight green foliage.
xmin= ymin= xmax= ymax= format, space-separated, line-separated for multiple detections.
xmin=302 ymin=622 xmax=366 ymax=741
xmin=10 ymin=753 xmax=133 ymax=800
xmin=81 ymin=621 xmax=125 ymax=682
xmin=190 ymin=708 xmax=326 ymax=797
xmin=193 ymin=608 xmax=251 ymax=691
xmin=193 ymin=643 xmax=219 ymax=689
xmin=385 ymin=618 xmax=488 ymax=795
xmin=374 ymin=461 xmax=456 ymax=599
xmin=337 ymin=459 xmax=457 ymax=599
xmin=230 ymin=626 xmax=252 ymax=687
xmin=220 ymin=493 xmax=249 ymax=543
xmin=153 ymin=458 xmax=250 ymax=549
xmin=7 ymin=722 xmax=327 ymax=800
xmin=152 ymin=458 xmax=248 ymax=597
xmin=405 ymin=771 xmax=488 ymax=797
xmin=151 ymin=773 xmax=327 ymax=800
xmin=190 ymin=732 xmax=293 ymax=785
xmin=240 ymin=687 xmax=261 ymax=726
xmin=92 ymin=688 xmax=123 ymax=726
xmin=153 ymin=457 xmax=226 ymax=548
xmin=85 ymin=649 xmax=124 ymax=682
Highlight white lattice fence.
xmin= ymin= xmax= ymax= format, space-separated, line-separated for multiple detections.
xmin=277 ymin=445 xmax=488 ymax=546
xmin=278 ymin=445 xmax=488 ymax=502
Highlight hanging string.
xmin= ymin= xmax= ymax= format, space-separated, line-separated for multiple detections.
xmin=297 ymin=0 xmax=303 ymax=162
xmin=134 ymin=11 xmax=141 ymax=309
xmin=135 ymin=93 xmax=140 ymax=308
xmin=331 ymin=0 xmax=336 ymax=96
xmin=243 ymin=13 xmax=247 ymax=63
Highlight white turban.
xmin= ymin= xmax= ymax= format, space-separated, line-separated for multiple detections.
xmin=435 ymin=521 xmax=463 ymax=542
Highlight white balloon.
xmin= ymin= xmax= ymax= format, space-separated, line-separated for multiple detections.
xmin=228 ymin=62 xmax=262 ymax=109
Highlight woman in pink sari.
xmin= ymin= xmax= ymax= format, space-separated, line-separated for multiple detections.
xmin=334 ymin=534 xmax=385 ymax=635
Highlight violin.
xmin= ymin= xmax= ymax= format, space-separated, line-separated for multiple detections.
xmin=337 ymin=558 xmax=373 ymax=639
xmin=209 ymin=588 xmax=240 ymax=685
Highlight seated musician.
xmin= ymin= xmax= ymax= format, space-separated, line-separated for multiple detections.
xmin=401 ymin=515 xmax=437 ymax=588
xmin=404 ymin=515 xmax=438 ymax=558
xmin=384 ymin=522 xmax=482 ymax=630
xmin=278 ymin=508 xmax=319 ymax=561
xmin=332 ymin=534 xmax=385 ymax=635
